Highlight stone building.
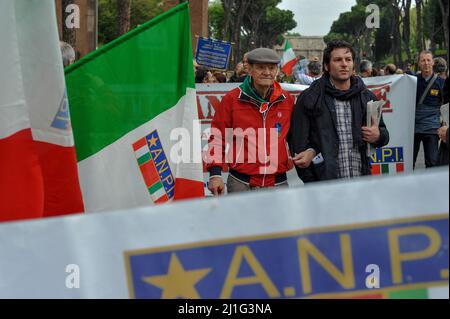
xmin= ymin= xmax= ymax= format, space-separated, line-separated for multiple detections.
xmin=275 ymin=35 xmax=326 ymax=62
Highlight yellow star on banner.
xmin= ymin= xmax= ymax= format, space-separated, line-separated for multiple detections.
xmin=142 ymin=253 xmax=211 ymax=299
xmin=148 ymin=136 xmax=158 ymax=147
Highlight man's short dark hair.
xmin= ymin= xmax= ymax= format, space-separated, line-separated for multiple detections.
xmin=322 ymin=40 xmax=356 ymax=73
xmin=418 ymin=50 xmax=433 ymax=61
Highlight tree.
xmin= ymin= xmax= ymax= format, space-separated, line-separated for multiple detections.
xmin=326 ymin=4 xmax=367 ymax=64
xmin=423 ymin=0 xmax=442 ymax=54
xmin=118 ymin=0 xmax=132 ymax=36
xmin=257 ymin=7 xmax=297 ymax=48
xmin=416 ymin=0 xmax=424 ymax=53
xmin=98 ymin=0 xmax=163 ymax=45
xmin=390 ymin=0 xmax=403 ymax=67
xmin=62 ymin=0 xmax=76 ymax=47
xmin=243 ymin=0 xmax=279 ymax=50
xmin=208 ymin=0 xmax=224 ymax=39
xmin=402 ymin=0 xmax=412 ymax=63
xmin=231 ymin=0 xmax=251 ymax=67
xmin=437 ymin=0 xmax=449 ymax=61
xmin=207 ymin=0 xmax=296 ymax=67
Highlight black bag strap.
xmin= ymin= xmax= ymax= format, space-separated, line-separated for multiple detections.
xmin=418 ymin=73 xmax=439 ymax=105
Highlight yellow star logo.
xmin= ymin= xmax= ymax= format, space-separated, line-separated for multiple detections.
xmin=142 ymin=253 xmax=211 ymax=299
xmin=148 ymin=136 xmax=158 ymax=147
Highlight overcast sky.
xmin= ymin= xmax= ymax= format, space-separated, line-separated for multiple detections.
xmin=278 ymin=0 xmax=357 ymax=36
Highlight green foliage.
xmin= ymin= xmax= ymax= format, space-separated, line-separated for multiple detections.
xmin=423 ymin=0 xmax=444 ymax=47
xmin=259 ymin=6 xmax=297 ymax=47
xmin=208 ymin=0 xmax=224 ymax=39
xmin=207 ymin=0 xmax=296 ymax=67
xmin=325 ymin=0 xmax=447 ymax=65
xmin=329 ymin=4 xmax=366 ymax=37
xmin=98 ymin=0 xmax=163 ymax=45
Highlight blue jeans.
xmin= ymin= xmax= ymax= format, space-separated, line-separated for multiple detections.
xmin=413 ymin=133 xmax=439 ymax=168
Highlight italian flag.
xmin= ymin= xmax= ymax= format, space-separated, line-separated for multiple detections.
xmin=348 ymin=286 xmax=449 ymax=299
xmin=281 ymin=40 xmax=298 ymax=76
xmin=66 ymin=3 xmax=205 ymax=213
xmin=0 ymin=0 xmax=84 ymax=222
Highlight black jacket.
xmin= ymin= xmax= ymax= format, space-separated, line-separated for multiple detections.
xmin=289 ymin=77 xmax=390 ymax=183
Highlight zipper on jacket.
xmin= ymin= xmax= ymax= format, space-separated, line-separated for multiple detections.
xmin=261 ymin=99 xmax=285 ymax=187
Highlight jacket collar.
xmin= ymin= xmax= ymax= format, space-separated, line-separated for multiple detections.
xmin=238 ymin=76 xmax=285 ymax=110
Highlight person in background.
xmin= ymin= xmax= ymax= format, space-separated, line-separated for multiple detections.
xmin=437 ymin=74 xmax=449 ymax=165
xmin=395 ymin=68 xmax=404 ymax=74
xmin=229 ymin=62 xmax=248 ymax=83
xmin=195 ymin=67 xmax=208 ymax=83
xmin=434 ymin=57 xmax=448 ymax=80
xmin=60 ymin=41 xmax=76 ymax=67
xmin=413 ymin=51 xmax=445 ymax=168
xmin=359 ymin=60 xmax=373 ymax=78
xmin=212 ymin=72 xmax=227 ymax=83
xmin=371 ymin=68 xmax=379 ymax=77
xmin=405 ymin=62 xmax=415 ymax=75
xmin=295 ymin=59 xmax=322 ymax=85
xmin=384 ymin=64 xmax=397 ymax=75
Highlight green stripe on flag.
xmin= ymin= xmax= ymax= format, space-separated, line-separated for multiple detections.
xmin=66 ymin=3 xmax=194 ymax=162
xmin=149 ymin=181 xmax=163 ymax=194
xmin=382 ymin=164 xmax=389 ymax=174
xmin=389 ymin=288 xmax=428 ymax=299
xmin=137 ymin=153 xmax=151 ymax=165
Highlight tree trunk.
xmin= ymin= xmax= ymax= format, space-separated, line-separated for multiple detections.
xmin=402 ymin=0 xmax=412 ymax=63
xmin=437 ymin=0 xmax=449 ymax=62
xmin=221 ymin=0 xmax=232 ymax=41
xmin=118 ymin=0 xmax=132 ymax=36
xmin=429 ymin=2 xmax=437 ymax=54
xmin=232 ymin=0 xmax=250 ymax=66
xmin=391 ymin=1 xmax=403 ymax=67
xmin=62 ymin=0 xmax=76 ymax=47
xmin=416 ymin=0 xmax=424 ymax=52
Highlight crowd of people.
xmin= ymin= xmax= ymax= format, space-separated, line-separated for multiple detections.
xmin=63 ymin=39 xmax=448 ymax=197
xmin=204 ymin=40 xmax=449 ymax=196
xmin=195 ymin=50 xmax=448 ymax=86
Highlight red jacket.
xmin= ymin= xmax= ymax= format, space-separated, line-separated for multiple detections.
xmin=206 ymin=81 xmax=295 ymax=187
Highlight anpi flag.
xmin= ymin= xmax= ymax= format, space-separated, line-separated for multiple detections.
xmin=281 ymin=40 xmax=297 ymax=76
xmin=0 ymin=0 xmax=84 ymax=222
xmin=66 ymin=3 xmax=204 ymax=212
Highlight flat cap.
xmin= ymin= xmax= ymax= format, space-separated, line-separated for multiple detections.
xmin=246 ymin=48 xmax=280 ymax=64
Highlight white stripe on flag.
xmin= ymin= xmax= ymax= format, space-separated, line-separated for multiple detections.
xmin=282 ymin=48 xmax=296 ymax=66
xmin=135 ymin=145 xmax=149 ymax=159
xmin=150 ymin=185 xmax=166 ymax=201
xmin=427 ymin=286 xmax=449 ymax=299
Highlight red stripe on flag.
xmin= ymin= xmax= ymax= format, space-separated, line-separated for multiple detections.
xmin=281 ymin=59 xmax=298 ymax=76
xmin=371 ymin=164 xmax=381 ymax=175
xmin=173 ymin=178 xmax=205 ymax=200
xmin=0 ymin=129 xmax=84 ymax=222
xmin=0 ymin=129 xmax=44 ymax=222
xmin=35 ymin=140 xmax=84 ymax=217
xmin=396 ymin=163 xmax=404 ymax=173
xmin=155 ymin=194 xmax=169 ymax=204
xmin=132 ymin=138 xmax=147 ymax=151
xmin=140 ymin=160 xmax=159 ymax=187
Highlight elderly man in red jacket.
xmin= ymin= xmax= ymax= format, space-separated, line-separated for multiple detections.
xmin=206 ymin=48 xmax=305 ymax=195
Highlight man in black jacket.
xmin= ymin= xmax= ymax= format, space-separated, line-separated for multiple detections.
xmin=289 ymin=40 xmax=390 ymax=183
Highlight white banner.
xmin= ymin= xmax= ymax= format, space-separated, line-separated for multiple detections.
xmin=196 ymin=75 xmax=417 ymax=194
xmin=0 ymin=168 xmax=448 ymax=298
